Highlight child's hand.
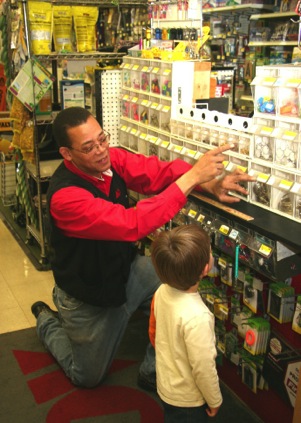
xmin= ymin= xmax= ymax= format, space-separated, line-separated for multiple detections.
xmin=206 ymin=405 xmax=221 ymax=417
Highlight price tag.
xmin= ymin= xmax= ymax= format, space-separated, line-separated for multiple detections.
xmin=174 ymin=145 xmax=183 ymax=153
xmin=218 ymin=304 xmax=229 ymax=316
xmin=217 ymin=342 xmax=226 ymax=354
xmin=130 ymin=128 xmax=137 ymax=135
xmin=162 ymin=105 xmax=171 ymax=112
xmin=131 ymin=96 xmax=138 ymax=103
xmin=161 ymin=140 xmax=169 ymax=148
xmin=148 ymin=136 xmax=158 ymax=144
xmin=141 ymin=99 xmax=150 ymax=106
xmin=188 ymin=209 xmax=197 ymax=218
xmin=279 ymin=179 xmax=293 ymax=190
xmin=152 ymin=67 xmax=160 ymax=74
xmin=257 ymin=173 xmax=269 ymax=183
xmin=139 ymin=132 xmax=147 ymax=139
xmin=121 ymin=125 xmax=127 ymax=131
xmin=132 ymin=64 xmax=139 ymax=71
xmin=260 ymin=126 xmax=273 ymax=136
xmin=282 ymin=130 xmax=297 ymax=141
xmin=197 ymin=213 xmax=205 ymax=223
xmin=162 ymin=69 xmax=171 ymax=76
xmin=219 ymin=224 xmax=229 ymax=235
xmin=186 ymin=149 xmax=196 ymax=158
xmin=229 ymin=229 xmax=239 ymax=240
xmin=207 ymin=294 xmax=214 ymax=304
xmin=122 ymin=94 xmax=130 ymax=100
xmin=237 ymin=165 xmax=247 ymax=173
xmin=218 ymin=257 xmax=227 ymax=268
xmin=286 ymin=78 xmax=301 ymax=87
xmin=259 ymin=244 xmax=272 ymax=257
xmin=223 ymin=160 xmax=229 ymax=168
xmin=262 ymin=77 xmax=277 ymax=86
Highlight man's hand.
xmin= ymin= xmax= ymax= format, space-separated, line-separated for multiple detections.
xmin=202 ymin=168 xmax=256 ymax=204
xmin=192 ymin=143 xmax=233 ymax=184
xmin=176 ymin=144 xmax=234 ymax=196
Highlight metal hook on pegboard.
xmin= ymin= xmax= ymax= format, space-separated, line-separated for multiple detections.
xmin=291 ymin=0 xmax=301 ymax=49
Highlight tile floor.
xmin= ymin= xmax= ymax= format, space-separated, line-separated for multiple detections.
xmin=0 ymin=216 xmax=55 ymax=334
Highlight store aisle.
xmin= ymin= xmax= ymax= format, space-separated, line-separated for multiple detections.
xmin=0 ymin=217 xmax=55 ymax=334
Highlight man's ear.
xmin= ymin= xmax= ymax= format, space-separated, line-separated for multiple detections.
xmin=59 ymin=146 xmax=72 ymax=161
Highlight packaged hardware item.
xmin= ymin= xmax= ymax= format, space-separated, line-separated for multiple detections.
xmin=53 ymin=5 xmax=73 ymax=53
xmin=72 ymin=6 xmax=99 ymax=52
xmin=28 ymin=1 xmax=53 ymax=55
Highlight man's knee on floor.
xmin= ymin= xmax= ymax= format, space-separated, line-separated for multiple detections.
xmin=71 ymin=370 xmax=106 ymax=389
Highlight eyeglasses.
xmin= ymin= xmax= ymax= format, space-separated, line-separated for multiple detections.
xmin=69 ymin=130 xmax=111 ymax=155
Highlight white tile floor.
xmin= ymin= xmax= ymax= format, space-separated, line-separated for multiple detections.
xmin=0 ymin=216 xmax=55 ymax=334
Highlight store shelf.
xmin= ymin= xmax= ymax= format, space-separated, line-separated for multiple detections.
xmin=27 ymin=223 xmax=41 ymax=245
xmin=203 ymin=4 xmax=274 ymax=15
xmin=151 ymin=18 xmax=201 ymax=23
xmin=250 ymin=11 xmax=299 ymax=20
xmin=25 ymin=159 xmax=62 ymax=181
xmin=47 ymin=0 xmax=146 ymax=5
xmin=240 ymin=95 xmax=253 ymax=102
xmin=249 ymin=40 xmax=298 ymax=46
xmin=35 ymin=52 xmax=126 ymax=61
xmin=122 ymin=86 xmax=172 ymax=101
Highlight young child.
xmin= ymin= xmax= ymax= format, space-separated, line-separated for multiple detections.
xmin=149 ymin=224 xmax=222 ymax=422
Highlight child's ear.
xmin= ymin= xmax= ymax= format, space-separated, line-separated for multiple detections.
xmin=201 ymin=263 xmax=210 ymax=278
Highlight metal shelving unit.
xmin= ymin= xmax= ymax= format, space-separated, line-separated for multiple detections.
xmin=19 ymin=0 xmax=144 ymax=263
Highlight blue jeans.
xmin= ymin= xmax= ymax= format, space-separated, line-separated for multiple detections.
xmin=162 ymin=401 xmax=208 ymax=423
xmin=36 ymin=254 xmax=160 ymax=387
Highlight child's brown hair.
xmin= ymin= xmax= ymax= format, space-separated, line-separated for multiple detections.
xmin=151 ymin=224 xmax=211 ymax=290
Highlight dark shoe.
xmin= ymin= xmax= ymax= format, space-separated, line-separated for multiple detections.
xmin=31 ymin=301 xmax=58 ymax=319
xmin=137 ymin=372 xmax=157 ymax=393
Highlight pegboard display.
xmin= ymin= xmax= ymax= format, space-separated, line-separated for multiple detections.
xmin=95 ymin=69 xmax=122 ymax=147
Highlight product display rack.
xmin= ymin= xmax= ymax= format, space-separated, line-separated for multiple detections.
xmin=120 ymin=56 xmax=301 ymax=224
xmin=250 ymin=64 xmax=301 ymax=223
xmin=249 ymin=10 xmax=299 ymax=48
xmin=17 ymin=0 xmax=143 ymax=263
xmin=2 ymin=1 xmax=301 ymax=420
xmin=201 ymin=4 xmax=300 ymax=110
xmin=119 ymin=56 xmax=301 ymax=422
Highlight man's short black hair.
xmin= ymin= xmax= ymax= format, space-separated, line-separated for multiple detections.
xmin=52 ymin=107 xmax=93 ymax=148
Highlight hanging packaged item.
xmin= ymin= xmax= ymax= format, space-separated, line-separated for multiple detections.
xmin=72 ymin=6 xmax=99 ymax=52
xmin=267 ymin=282 xmax=295 ymax=323
xmin=263 ymin=330 xmax=301 ymax=408
xmin=8 ymin=58 xmax=54 ymax=112
xmin=60 ymin=80 xmax=85 ymax=109
xmin=28 ymin=1 xmax=53 ymax=55
xmin=292 ymin=296 xmax=301 ymax=335
xmin=52 ymin=5 xmax=73 ymax=53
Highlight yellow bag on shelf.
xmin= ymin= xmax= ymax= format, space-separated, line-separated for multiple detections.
xmin=28 ymin=1 xmax=53 ymax=55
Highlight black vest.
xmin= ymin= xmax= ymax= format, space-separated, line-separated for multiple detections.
xmin=46 ymin=162 xmax=136 ymax=307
